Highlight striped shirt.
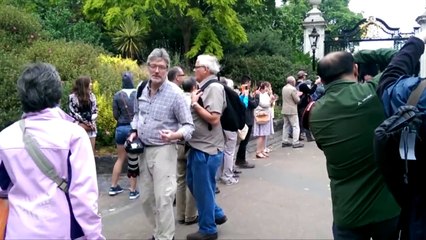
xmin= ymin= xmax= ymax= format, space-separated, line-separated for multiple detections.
xmin=132 ymin=80 xmax=194 ymax=145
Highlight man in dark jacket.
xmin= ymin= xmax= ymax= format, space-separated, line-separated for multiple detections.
xmin=296 ymin=71 xmax=317 ymax=141
xmin=235 ymin=75 xmax=258 ymax=169
xmin=376 ymin=32 xmax=426 ymax=240
xmin=310 ymin=51 xmax=400 ymax=239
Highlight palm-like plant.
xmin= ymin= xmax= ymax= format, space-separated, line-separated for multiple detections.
xmin=112 ymin=17 xmax=145 ymax=60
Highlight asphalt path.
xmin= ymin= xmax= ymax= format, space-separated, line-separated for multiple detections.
xmin=98 ymin=141 xmax=333 ymax=240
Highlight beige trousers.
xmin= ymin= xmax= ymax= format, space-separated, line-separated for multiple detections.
xmin=282 ymin=114 xmax=300 ymax=145
xmin=140 ymin=144 xmax=177 ymax=240
xmin=176 ymin=144 xmax=197 ymax=222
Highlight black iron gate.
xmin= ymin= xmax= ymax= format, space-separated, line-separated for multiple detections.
xmin=324 ymin=16 xmax=419 ymax=55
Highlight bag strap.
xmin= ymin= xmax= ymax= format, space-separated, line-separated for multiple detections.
xmin=19 ymin=120 xmax=68 ymax=193
xmin=407 ymin=79 xmax=426 ymax=106
xmin=119 ymin=91 xmax=132 ymax=119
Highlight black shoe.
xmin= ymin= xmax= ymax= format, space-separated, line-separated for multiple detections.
xmin=185 ymin=216 xmax=199 ymax=225
xmin=215 ymin=215 xmax=228 ymax=225
xmin=187 ymin=232 xmax=218 ymax=240
xmin=282 ymin=142 xmax=292 ymax=148
xmin=177 ymin=219 xmax=185 ymax=224
xmin=236 ymin=162 xmax=255 ymax=169
xmin=307 ymin=138 xmax=315 ymax=142
xmin=215 ymin=186 xmax=220 ymax=194
xmin=233 ymin=169 xmax=242 ymax=174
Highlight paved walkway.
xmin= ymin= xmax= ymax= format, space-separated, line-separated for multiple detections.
xmin=97 ymin=141 xmax=333 ymax=239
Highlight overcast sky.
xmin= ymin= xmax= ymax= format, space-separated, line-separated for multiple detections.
xmin=275 ymin=0 xmax=425 ymax=32
xmin=348 ymin=0 xmax=425 ymax=32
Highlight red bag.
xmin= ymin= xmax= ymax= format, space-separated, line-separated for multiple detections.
xmin=0 ymin=198 xmax=8 ymax=240
xmin=302 ymin=101 xmax=316 ymax=130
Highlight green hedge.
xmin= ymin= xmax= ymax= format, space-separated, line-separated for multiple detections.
xmin=222 ymin=55 xmax=314 ymax=103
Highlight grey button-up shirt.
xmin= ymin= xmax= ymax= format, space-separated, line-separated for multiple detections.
xmin=132 ymin=80 xmax=194 ymax=145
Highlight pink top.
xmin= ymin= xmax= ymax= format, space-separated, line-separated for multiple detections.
xmin=0 ymin=107 xmax=104 ymax=239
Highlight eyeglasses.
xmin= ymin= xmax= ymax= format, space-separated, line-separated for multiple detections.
xmin=193 ymin=65 xmax=206 ymax=71
xmin=177 ymin=74 xmax=185 ymax=77
xmin=148 ymin=64 xmax=168 ymax=71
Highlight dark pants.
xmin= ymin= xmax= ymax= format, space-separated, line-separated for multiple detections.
xmin=332 ymin=216 xmax=399 ymax=240
xmin=399 ymin=194 xmax=426 ymax=240
xmin=235 ymin=125 xmax=253 ymax=165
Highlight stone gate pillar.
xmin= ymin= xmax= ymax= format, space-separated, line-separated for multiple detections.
xmin=416 ymin=9 xmax=426 ymax=77
xmin=303 ymin=0 xmax=326 ymax=61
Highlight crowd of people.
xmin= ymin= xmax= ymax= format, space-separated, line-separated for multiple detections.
xmin=2 ymin=30 xmax=426 ymax=240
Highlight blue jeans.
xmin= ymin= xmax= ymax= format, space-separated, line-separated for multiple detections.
xmin=187 ymin=148 xmax=225 ymax=234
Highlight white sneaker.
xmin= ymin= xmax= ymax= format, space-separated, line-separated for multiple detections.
xmin=221 ymin=177 xmax=239 ymax=186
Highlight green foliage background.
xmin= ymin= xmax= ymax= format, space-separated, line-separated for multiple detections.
xmin=0 ymin=0 xmax=363 ymax=148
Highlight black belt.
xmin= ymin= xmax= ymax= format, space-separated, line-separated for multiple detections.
xmin=117 ymin=123 xmax=131 ymax=127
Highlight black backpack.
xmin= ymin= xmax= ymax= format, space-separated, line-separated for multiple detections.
xmin=198 ymin=79 xmax=246 ymax=132
xmin=374 ymin=79 xmax=426 ymax=207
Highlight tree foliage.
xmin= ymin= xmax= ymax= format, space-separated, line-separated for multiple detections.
xmin=111 ymin=16 xmax=146 ymax=59
xmin=321 ymin=0 xmax=363 ymax=38
xmin=83 ymin=0 xmax=259 ymax=59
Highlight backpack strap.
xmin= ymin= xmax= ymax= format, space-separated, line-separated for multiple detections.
xmin=407 ymin=79 xmax=426 ymax=106
xmin=19 ymin=120 xmax=68 ymax=193
xmin=197 ymin=79 xmax=220 ymax=131
xmin=136 ymin=80 xmax=149 ymax=99
xmin=119 ymin=91 xmax=133 ymax=119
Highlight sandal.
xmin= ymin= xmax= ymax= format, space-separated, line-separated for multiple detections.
xmin=262 ymin=151 xmax=269 ymax=157
xmin=256 ymin=152 xmax=267 ymax=158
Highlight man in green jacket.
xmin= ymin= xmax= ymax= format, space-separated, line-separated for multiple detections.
xmin=310 ymin=50 xmax=400 ymax=239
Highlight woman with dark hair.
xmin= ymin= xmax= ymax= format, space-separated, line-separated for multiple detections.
xmin=109 ymin=72 xmax=139 ymax=200
xmin=69 ymin=76 xmax=98 ymax=152
xmin=0 ymin=63 xmax=104 ymax=239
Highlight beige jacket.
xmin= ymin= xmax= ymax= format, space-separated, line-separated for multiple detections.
xmin=281 ymin=84 xmax=300 ymax=115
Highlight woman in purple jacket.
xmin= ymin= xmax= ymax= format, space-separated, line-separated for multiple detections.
xmin=0 ymin=63 xmax=104 ymax=239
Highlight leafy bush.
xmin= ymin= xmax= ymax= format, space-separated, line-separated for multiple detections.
xmin=43 ymin=9 xmax=102 ymax=45
xmin=23 ymin=40 xmax=103 ymax=82
xmin=0 ymin=50 xmax=26 ymax=127
xmin=0 ymin=4 xmax=43 ymax=44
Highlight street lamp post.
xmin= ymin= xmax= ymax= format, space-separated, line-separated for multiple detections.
xmin=309 ymin=27 xmax=320 ymax=72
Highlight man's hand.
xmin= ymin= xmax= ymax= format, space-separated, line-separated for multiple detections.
xmin=315 ymin=78 xmax=322 ymax=85
xmin=127 ymin=132 xmax=137 ymax=142
xmin=159 ymin=129 xmax=180 ymax=142
xmin=191 ymin=90 xmax=203 ymax=104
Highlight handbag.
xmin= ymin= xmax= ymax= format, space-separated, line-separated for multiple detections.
xmin=255 ymin=110 xmax=270 ymax=125
xmin=237 ymin=124 xmax=249 ymax=140
xmin=0 ymin=198 xmax=8 ymax=240
xmin=124 ymin=138 xmax=144 ymax=154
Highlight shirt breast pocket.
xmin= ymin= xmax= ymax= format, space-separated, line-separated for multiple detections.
xmin=153 ymin=105 xmax=169 ymax=121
